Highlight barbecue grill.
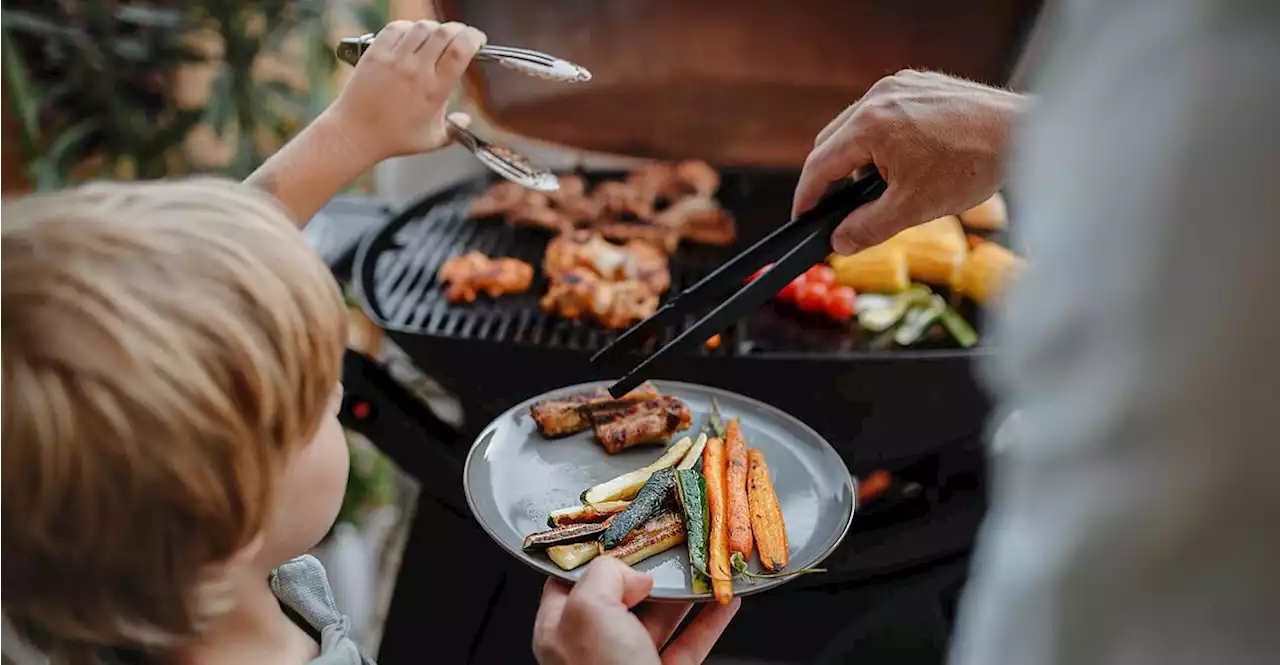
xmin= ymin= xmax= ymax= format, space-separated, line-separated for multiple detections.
xmin=345 ymin=1 xmax=1047 ymax=662
xmin=355 ymin=166 xmax=998 ymax=465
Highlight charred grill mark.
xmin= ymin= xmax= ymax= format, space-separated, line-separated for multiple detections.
xmin=591 ymin=395 xmax=691 ymax=454
xmin=531 ymin=383 xmax=661 ymax=437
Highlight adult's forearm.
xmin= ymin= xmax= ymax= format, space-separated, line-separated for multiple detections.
xmin=244 ymin=109 xmax=379 ymax=228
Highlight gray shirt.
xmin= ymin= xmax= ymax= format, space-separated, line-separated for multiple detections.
xmin=272 ymin=555 xmax=374 ymax=665
xmin=0 ymin=556 xmax=368 ymax=665
xmin=950 ymin=1 xmax=1280 ymax=663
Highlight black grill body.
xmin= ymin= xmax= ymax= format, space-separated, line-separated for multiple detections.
xmin=354 ymin=168 xmax=994 ymax=467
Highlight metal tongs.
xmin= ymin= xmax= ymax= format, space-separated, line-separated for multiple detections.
xmin=337 ymin=34 xmax=593 ymax=192
xmin=592 ymin=169 xmax=889 ymax=398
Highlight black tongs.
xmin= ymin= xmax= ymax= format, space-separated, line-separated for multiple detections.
xmin=592 ymin=168 xmax=888 ymax=397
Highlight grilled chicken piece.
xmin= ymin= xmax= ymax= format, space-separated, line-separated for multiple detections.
xmin=660 ymin=160 xmax=720 ymax=200
xmin=625 ymin=163 xmax=675 ymax=202
xmin=530 ymin=382 xmax=661 ymax=437
xmin=546 ymin=175 xmax=600 ymax=220
xmin=622 ymin=239 xmax=672 ymax=294
xmin=591 ymin=396 xmax=693 ymax=454
xmin=546 ymin=174 xmax=587 ymax=204
xmin=539 ymin=268 xmax=661 ymax=330
xmin=473 ymin=164 xmax=730 ymax=250
xmin=653 ymin=197 xmax=738 ymax=246
xmin=508 ymin=201 xmax=572 ymax=233
xmin=543 ymin=231 xmax=671 ymax=295
xmin=438 ymin=251 xmax=534 ymax=303
xmin=593 ymin=181 xmax=655 ymax=221
xmin=469 ymin=181 xmax=528 ymax=218
xmin=623 ymin=160 xmax=718 ymax=203
xmin=471 ymin=178 xmax=589 ymax=231
xmin=595 ymin=219 xmax=682 ymax=254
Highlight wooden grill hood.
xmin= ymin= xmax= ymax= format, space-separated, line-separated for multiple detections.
xmin=438 ymin=0 xmax=1043 ymax=166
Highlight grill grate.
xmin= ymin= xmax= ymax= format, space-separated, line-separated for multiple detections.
xmin=366 ymin=177 xmax=743 ymax=354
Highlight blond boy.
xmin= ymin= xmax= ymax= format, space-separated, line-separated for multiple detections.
xmin=2 ymin=21 xmax=484 ymax=665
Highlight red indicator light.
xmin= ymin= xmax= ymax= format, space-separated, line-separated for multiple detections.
xmin=351 ymin=401 xmax=371 ymax=420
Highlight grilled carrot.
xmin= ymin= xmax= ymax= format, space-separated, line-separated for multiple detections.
xmin=704 ymin=437 xmax=733 ymax=605
xmin=724 ymin=419 xmax=752 ymax=561
xmin=747 ymin=448 xmax=789 ymax=571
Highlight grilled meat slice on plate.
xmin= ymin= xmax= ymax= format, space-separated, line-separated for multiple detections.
xmin=530 ymin=382 xmax=660 ymax=438
xmin=591 ymin=395 xmax=693 ymax=454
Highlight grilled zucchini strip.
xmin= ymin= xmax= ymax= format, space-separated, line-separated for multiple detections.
xmin=547 ymin=501 xmax=630 ymax=527
xmin=602 ymin=512 xmax=686 ymax=566
xmin=547 ymin=543 xmax=600 ymax=571
xmin=581 ymin=437 xmax=692 ymax=504
xmin=601 ymin=468 xmax=677 ymax=549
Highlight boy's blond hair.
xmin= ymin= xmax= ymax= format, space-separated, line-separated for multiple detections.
xmin=1 ymin=179 xmax=347 ymax=661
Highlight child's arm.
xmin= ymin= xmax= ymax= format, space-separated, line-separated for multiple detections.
xmin=245 ymin=20 xmax=486 ymax=227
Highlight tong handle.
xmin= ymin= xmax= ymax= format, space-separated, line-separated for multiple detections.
xmin=336 ymin=35 xmax=370 ymax=66
xmin=593 ymin=169 xmax=887 ymax=370
xmin=688 ymin=171 xmax=887 ymax=305
xmin=602 ymin=170 xmax=887 ymax=397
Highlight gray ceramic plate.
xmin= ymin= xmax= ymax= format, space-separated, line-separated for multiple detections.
xmin=463 ymin=379 xmax=857 ymax=601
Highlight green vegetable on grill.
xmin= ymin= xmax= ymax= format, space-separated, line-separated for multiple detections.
xmin=939 ymin=307 xmax=979 ymax=348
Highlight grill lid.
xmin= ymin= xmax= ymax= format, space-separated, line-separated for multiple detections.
xmin=438 ymin=0 xmax=1043 ymax=166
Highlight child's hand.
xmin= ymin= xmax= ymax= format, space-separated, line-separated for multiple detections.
xmin=327 ymin=20 xmax=487 ymax=161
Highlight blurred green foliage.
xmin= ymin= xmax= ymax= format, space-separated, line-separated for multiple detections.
xmin=2 ymin=0 xmax=399 ymax=531
xmin=2 ymin=0 xmax=389 ymax=188
xmin=328 ymin=430 xmax=399 ymax=541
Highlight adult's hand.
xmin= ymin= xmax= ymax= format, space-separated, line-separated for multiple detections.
xmin=794 ymin=70 xmax=1029 ymax=255
xmin=533 ymin=557 xmax=741 ymax=665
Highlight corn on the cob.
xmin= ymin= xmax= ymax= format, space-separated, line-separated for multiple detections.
xmin=959 ymin=192 xmax=1008 ymax=231
xmin=954 ymin=241 xmax=1025 ymax=305
xmin=884 ymin=216 xmax=968 ymax=285
xmin=828 ymin=244 xmax=910 ymax=293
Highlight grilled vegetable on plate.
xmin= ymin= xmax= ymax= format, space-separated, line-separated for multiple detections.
xmin=675 ymin=469 xmax=712 ymax=594
xmin=547 ymin=501 xmax=629 ymax=527
xmin=581 ymin=436 xmax=692 ymax=504
xmin=704 ymin=435 xmax=734 ymax=605
xmin=601 ymin=468 xmax=677 ymax=549
xmin=463 ymin=380 xmax=856 ymax=600
xmin=523 ymin=520 xmax=613 ymax=550
xmin=724 ymin=419 xmax=753 ymax=562
xmin=677 ymin=433 xmax=709 ymax=470
xmin=746 ymin=449 xmax=789 ymax=571
xmin=602 ymin=512 xmax=686 ymax=565
xmin=547 ymin=542 xmax=599 ymax=570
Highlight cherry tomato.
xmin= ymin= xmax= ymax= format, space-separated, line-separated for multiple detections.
xmin=804 ymin=264 xmax=836 ymax=286
xmin=857 ymin=470 xmax=893 ymax=502
xmin=796 ymin=280 xmax=830 ymax=313
xmin=824 ymin=286 xmax=858 ymax=320
xmin=776 ymin=277 xmax=802 ymax=302
xmin=745 ymin=263 xmax=775 ymax=285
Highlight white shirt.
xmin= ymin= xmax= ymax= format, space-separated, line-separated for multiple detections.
xmin=950 ymin=1 xmax=1280 ymax=663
